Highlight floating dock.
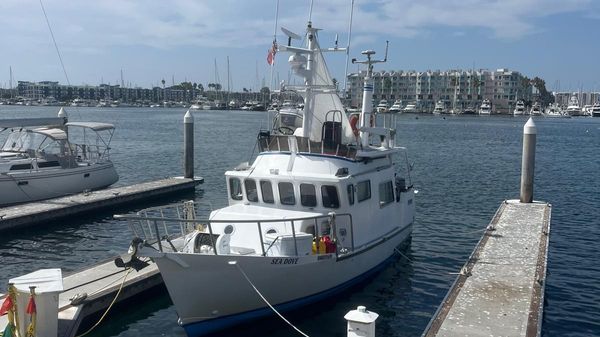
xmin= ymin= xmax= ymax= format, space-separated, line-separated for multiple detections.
xmin=422 ymin=200 xmax=551 ymax=337
xmin=0 ymin=177 xmax=202 ymax=231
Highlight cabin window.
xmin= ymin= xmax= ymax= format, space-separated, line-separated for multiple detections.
xmin=321 ymin=185 xmax=340 ymax=208
xmin=379 ymin=181 xmax=395 ymax=207
xmin=10 ymin=163 xmax=33 ymax=171
xmin=244 ymin=179 xmax=258 ymax=202
xmin=278 ymin=182 xmax=296 ymax=205
xmin=347 ymin=184 xmax=355 ymax=205
xmin=229 ymin=178 xmax=243 ymax=201
xmin=300 ymin=184 xmax=317 ymax=207
xmin=38 ymin=161 xmax=60 ymax=168
xmin=357 ymin=180 xmax=371 ymax=202
xmin=260 ymin=180 xmax=274 ymax=204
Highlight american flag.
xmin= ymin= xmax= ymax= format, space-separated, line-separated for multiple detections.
xmin=267 ymin=40 xmax=277 ymax=65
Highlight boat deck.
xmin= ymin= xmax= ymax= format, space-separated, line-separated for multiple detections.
xmin=0 ymin=177 xmax=203 ymax=231
xmin=423 ymin=200 xmax=551 ymax=337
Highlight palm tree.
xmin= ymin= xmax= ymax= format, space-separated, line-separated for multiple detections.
xmin=161 ymin=79 xmax=165 ymax=88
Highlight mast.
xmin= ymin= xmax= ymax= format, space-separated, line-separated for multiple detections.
xmin=9 ymin=66 xmax=13 ymax=99
xmin=342 ymin=0 xmax=355 ymax=95
xmin=352 ymin=41 xmax=389 ymax=148
xmin=227 ymin=56 xmax=231 ymax=103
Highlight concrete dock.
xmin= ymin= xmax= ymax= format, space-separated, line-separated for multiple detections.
xmin=0 ymin=177 xmax=202 ymax=231
xmin=422 ymin=200 xmax=551 ymax=337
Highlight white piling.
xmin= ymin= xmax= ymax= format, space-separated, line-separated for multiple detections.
xmin=184 ymin=110 xmax=194 ymax=179
xmin=344 ymin=306 xmax=379 ymax=337
xmin=520 ymin=117 xmax=536 ymax=203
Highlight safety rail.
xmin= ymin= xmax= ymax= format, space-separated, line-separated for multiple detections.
xmin=257 ymin=134 xmax=358 ymax=160
xmin=114 ymin=202 xmax=355 ymax=258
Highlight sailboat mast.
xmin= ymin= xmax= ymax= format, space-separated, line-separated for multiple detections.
xmin=342 ymin=0 xmax=355 ymax=94
xmin=227 ymin=56 xmax=231 ymax=102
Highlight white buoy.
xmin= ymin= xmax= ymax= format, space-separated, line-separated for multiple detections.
xmin=344 ymin=306 xmax=379 ymax=337
xmin=520 ymin=117 xmax=536 ymax=203
xmin=57 ymin=107 xmax=67 ymax=119
xmin=184 ymin=110 xmax=194 ymax=179
xmin=9 ymin=269 xmax=64 ymax=337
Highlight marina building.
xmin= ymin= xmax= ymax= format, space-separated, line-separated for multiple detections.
xmin=553 ymin=91 xmax=600 ymax=107
xmin=346 ymin=68 xmax=533 ymax=114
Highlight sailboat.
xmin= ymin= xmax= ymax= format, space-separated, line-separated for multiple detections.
xmin=118 ymin=15 xmax=415 ymax=337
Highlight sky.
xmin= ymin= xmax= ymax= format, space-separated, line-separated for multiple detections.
xmin=1 ymin=0 xmax=599 ymax=92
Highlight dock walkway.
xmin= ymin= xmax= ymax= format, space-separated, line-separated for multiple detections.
xmin=0 ymin=177 xmax=202 ymax=231
xmin=423 ymin=200 xmax=551 ymax=337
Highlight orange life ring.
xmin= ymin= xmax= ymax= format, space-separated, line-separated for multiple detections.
xmin=349 ymin=114 xmax=359 ymax=136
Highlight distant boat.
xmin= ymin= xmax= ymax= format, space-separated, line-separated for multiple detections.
xmin=433 ymin=100 xmax=446 ymax=115
xmin=566 ymin=94 xmax=582 ymax=116
xmin=513 ymin=100 xmax=526 ymax=116
xmin=0 ymin=117 xmax=118 ymax=206
xmin=544 ymin=103 xmax=567 ymax=118
xmin=591 ymin=102 xmax=600 ymax=117
xmin=403 ymin=102 xmax=419 ymax=113
xmin=388 ymin=99 xmax=403 ymax=113
xmin=478 ymin=99 xmax=491 ymax=115
xmin=530 ymin=102 xmax=543 ymax=116
xmin=376 ymin=99 xmax=389 ymax=113
xmin=462 ymin=106 xmax=476 ymax=115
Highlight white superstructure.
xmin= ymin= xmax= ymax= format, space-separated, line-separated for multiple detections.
xmin=120 ymin=20 xmax=415 ymax=337
xmin=479 ymin=99 xmax=492 ymax=115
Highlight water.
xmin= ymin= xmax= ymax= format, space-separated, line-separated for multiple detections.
xmin=0 ymin=106 xmax=598 ymax=336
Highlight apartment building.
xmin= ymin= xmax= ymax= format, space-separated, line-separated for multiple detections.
xmin=346 ymin=68 xmax=533 ymax=114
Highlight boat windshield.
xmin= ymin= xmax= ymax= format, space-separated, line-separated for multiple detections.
xmin=273 ymin=112 xmax=303 ymax=135
xmin=1 ymin=129 xmax=65 ymax=154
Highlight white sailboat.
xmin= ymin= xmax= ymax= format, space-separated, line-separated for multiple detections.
xmin=118 ymin=18 xmax=415 ymax=337
xmin=0 ymin=113 xmax=118 ymax=206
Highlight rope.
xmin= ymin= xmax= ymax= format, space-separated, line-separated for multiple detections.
xmin=74 ymin=267 xmax=132 ymax=337
xmin=233 ymin=262 xmax=310 ymax=337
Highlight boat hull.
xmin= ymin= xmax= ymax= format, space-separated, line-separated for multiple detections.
xmin=151 ymin=224 xmax=412 ymax=336
xmin=0 ymin=162 xmax=118 ymax=206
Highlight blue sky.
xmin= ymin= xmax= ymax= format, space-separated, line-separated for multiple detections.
xmin=1 ymin=0 xmax=599 ymax=92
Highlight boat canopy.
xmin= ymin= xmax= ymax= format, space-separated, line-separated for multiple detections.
xmin=65 ymin=122 xmax=115 ymax=131
xmin=31 ymin=127 xmax=67 ymax=140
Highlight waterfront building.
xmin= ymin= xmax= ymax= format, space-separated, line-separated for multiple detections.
xmin=553 ymin=91 xmax=600 ymax=108
xmin=346 ymin=68 xmax=533 ymax=114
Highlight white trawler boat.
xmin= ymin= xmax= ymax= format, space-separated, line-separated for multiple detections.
xmin=433 ymin=100 xmax=446 ymax=114
xmin=118 ymin=20 xmax=415 ymax=337
xmin=388 ymin=99 xmax=403 ymax=113
xmin=0 ymin=114 xmax=118 ymax=206
xmin=566 ymin=94 xmax=582 ymax=116
xmin=530 ymin=102 xmax=543 ymax=116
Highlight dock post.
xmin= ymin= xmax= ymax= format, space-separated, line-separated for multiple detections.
xmin=184 ymin=109 xmax=194 ymax=179
xmin=520 ymin=117 xmax=536 ymax=203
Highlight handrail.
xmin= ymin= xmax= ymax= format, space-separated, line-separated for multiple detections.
xmin=115 ymin=210 xmax=355 ymax=257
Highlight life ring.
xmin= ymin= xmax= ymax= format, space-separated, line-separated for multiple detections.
xmin=349 ymin=114 xmax=359 ymax=136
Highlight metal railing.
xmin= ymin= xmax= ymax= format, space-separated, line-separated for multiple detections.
xmin=258 ymin=134 xmax=358 ymax=160
xmin=115 ymin=202 xmax=355 ymax=258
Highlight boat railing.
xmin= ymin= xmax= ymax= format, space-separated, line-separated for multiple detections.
xmin=70 ymin=143 xmax=109 ymax=162
xmin=257 ymin=134 xmax=358 ymax=160
xmin=114 ymin=202 xmax=355 ymax=258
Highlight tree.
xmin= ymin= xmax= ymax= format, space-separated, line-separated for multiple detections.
xmin=198 ymin=84 xmax=204 ymax=92
xmin=260 ymin=86 xmax=270 ymax=95
xmin=531 ymin=76 xmax=554 ymax=106
xmin=161 ymin=79 xmax=166 ymax=88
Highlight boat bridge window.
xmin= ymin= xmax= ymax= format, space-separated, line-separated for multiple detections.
xmin=278 ymin=182 xmax=296 ymax=205
xmin=10 ymin=163 xmax=33 ymax=171
xmin=347 ymin=184 xmax=354 ymax=205
xmin=229 ymin=178 xmax=243 ymax=201
xmin=321 ymin=185 xmax=340 ymax=209
xmin=300 ymin=184 xmax=317 ymax=207
xmin=357 ymin=180 xmax=371 ymax=202
xmin=260 ymin=180 xmax=275 ymax=204
xmin=379 ymin=181 xmax=394 ymax=207
xmin=244 ymin=179 xmax=258 ymax=202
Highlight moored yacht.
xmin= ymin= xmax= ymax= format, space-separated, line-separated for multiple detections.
xmin=478 ymin=99 xmax=491 ymax=115
xmin=402 ymin=102 xmax=418 ymax=113
xmin=530 ymin=102 xmax=543 ymax=116
xmin=433 ymin=100 xmax=446 ymax=114
xmin=591 ymin=102 xmax=600 ymax=117
xmin=544 ymin=103 xmax=567 ymax=118
xmin=119 ymin=20 xmax=415 ymax=337
xmin=513 ymin=100 xmax=526 ymax=116
xmin=376 ymin=99 xmax=389 ymax=113
xmin=566 ymin=94 xmax=582 ymax=116
xmin=388 ymin=99 xmax=403 ymax=113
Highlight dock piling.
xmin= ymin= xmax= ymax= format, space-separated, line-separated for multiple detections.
xmin=184 ymin=110 xmax=194 ymax=179
xmin=520 ymin=117 xmax=537 ymax=203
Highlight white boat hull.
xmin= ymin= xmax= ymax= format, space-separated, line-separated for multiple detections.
xmin=0 ymin=162 xmax=118 ymax=206
xmin=150 ymin=224 xmax=412 ymax=336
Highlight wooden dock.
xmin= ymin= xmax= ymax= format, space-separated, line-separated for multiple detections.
xmin=422 ymin=200 xmax=551 ymax=337
xmin=57 ymin=259 xmax=162 ymax=337
xmin=0 ymin=177 xmax=203 ymax=232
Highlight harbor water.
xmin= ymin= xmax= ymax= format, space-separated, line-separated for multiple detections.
xmin=0 ymin=106 xmax=598 ymax=336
